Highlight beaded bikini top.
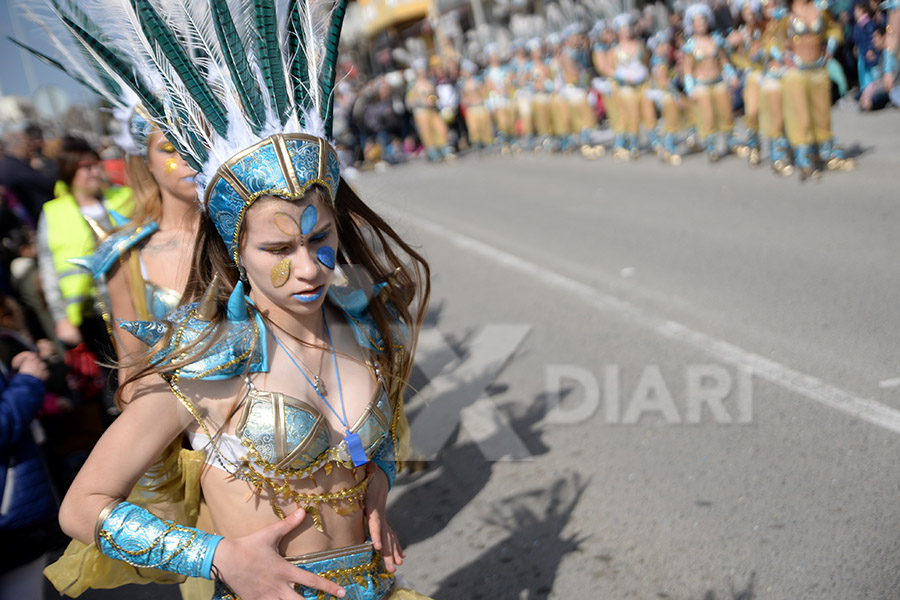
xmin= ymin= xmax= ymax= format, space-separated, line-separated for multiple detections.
xmin=187 ymin=365 xmax=393 ymax=480
xmin=120 ymin=281 xmax=403 ymax=526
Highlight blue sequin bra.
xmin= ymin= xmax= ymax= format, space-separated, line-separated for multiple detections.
xmin=187 ymin=366 xmax=392 ymax=480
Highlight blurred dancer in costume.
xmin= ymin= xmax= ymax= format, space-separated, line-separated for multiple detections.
xmin=682 ymin=3 xmax=742 ymax=161
xmin=546 ymin=33 xmax=577 ymax=152
xmin=647 ymin=31 xmax=685 ymax=164
xmin=780 ymin=0 xmax=856 ymax=178
xmin=407 ymin=60 xmax=454 ymax=162
xmin=759 ymin=0 xmax=796 ymax=175
xmin=484 ymin=45 xmax=517 ymax=153
xmin=528 ymin=39 xmax=556 ymax=151
xmin=609 ymin=13 xmax=652 ymax=160
xmin=510 ymin=42 xmax=537 ymax=150
xmin=729 ymin=0 xmax=769 ymax=166
xmin=560 ymin=24 xmax=601 ymax=156
xmin=459 ymin=60 xmax=495 ymax=152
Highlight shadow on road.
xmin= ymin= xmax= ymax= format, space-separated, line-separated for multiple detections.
xmin=698 ymin=572 xmax=756 ymax=600
xmin=427 ymin=475 xmax=587 ymax=599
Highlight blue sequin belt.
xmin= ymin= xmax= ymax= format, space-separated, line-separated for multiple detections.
xmin=212 ymin=542 xmax=395 ymax=600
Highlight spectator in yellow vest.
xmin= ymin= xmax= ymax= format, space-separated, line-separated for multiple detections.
xmin=36 ymin=137 xmax=132 ymax=417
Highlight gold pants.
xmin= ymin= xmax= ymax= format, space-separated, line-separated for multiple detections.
xmin=531 ymin=93 xmax=553 ymax=137
xmin=657 ymin=91 xmax=682 ymax=134
xmin=549 ymin=93 xmax=572 ymax=136
xmin=514 ymin=91 xmax=534 ymax=137
xmin=760 ymin=74 xmax=785 ymax=140
xmin=465 ymin=105 xmax=495 ymax=146
xmin=782 ymin=66 xmax=832 ymax=146
xmin=743 ymin=70 xmax=762 ymax=132
xmin=489 ymin=96 xmax=516 ymax=137
xmin=692 ymin=80 xmax=734 ymax=139
xmin=412 ymin=108 xmax=449 ymax=150
xmin=613 ymin=83 xmax=657 ymax=136
xmin=564 ymin=88 xmax=597 ymax=133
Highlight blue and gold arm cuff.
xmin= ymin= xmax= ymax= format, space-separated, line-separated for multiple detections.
xmin=826 ymin=37 xmax=838 ymax=56
xmin=371 ymin=440 xmax=397 ymax=489
xmin=96 ymin=500 xmax=223 ymax=579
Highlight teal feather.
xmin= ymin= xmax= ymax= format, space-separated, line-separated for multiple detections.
xmin=210 ymin=0 xmax=266 ymax=134
xmin=286 ymin=0 xmax=311 ymax=125
xmin=7 ymin=37 xmax=104 ymax=97
xmin=254 ymin=0 xmax=290 ymax=124
xmin=319 ymin=0 xmax=350 ymax=138
xmin=128 ymin=0 xmax=230 ymax=137
xmin=57 ymin=12 xmax=206 ymax=171
xmin=45 ymin=1 xmax=123 ymax=97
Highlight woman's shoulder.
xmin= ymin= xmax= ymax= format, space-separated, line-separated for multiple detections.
xmin=120 ymin=281 xmax=269 ymax=381
xmin=70 ymin=215 xmax=159 ymax=279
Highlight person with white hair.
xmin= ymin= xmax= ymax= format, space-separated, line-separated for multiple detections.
xmin=609 ymin=13 xmax=653 ymax=160
xmin=682 ymin=2 xmax=742 ymax=161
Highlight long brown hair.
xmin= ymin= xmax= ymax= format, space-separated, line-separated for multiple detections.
xmin=116 ymin=179 xmax=431 ymax=408
xmin=125 ymin=154 xmax=163 ymax=226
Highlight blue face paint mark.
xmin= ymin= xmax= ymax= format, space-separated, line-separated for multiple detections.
xmin=317 ymin=246 xmax=336 ymax=270
xmin=300 ymin=204 xmax=318 ymax=236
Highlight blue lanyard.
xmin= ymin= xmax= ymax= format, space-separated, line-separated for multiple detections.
xmin=269 ymin=308 xmax=368 ymax=467
xmin=270 ymin=307 xmax=348 ymax=430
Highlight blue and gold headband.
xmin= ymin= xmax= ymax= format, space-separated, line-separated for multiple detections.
xmin=17 ymin=1 xmax=350 ymax=259
xmin=205 ymin=133 xmax=341 ymax=264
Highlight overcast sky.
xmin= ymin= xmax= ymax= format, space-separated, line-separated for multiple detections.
xmin=0 ymin=0 xmax=92 ymax=101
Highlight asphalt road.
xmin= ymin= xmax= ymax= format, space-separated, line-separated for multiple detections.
xmin=49 ymin=108 xmax=900 ymax=600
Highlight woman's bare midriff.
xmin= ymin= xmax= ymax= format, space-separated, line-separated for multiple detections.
xmin=201 ymin=461 xmax=368 ymax=556
xmin=792 ymin=35 xmax=825 ymax=64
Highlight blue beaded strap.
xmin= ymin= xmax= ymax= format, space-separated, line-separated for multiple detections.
xmin=96 ymin=500 xmax=223 ymax=580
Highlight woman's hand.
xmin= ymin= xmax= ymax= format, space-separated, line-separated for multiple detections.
xmin=212 ymin=508 xmax=346 ymax=600
xmin=364 ymin=464 xmax=405 ymax=573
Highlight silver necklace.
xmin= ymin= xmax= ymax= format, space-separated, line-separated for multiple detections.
xmin=270 ymin=323 xmax=327 ymax=396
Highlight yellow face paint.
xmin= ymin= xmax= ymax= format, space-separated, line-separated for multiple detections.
xmin=271 ymin=258 xmax=291 ymax=288
xmin=164 ymin=157 xmax=179 ymax=175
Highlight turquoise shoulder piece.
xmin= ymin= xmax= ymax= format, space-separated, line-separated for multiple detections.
xmin=69 ymin=220 xmax=159 ymax=278
xmin=682 ymin=38 xmax=695 ymax=54
xmin=119 ymin=288 xmax=268 ymax=380
xmin=326 ymin=283 xmax=409 ymax=353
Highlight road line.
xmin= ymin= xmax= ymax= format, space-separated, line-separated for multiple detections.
xmin=391 ymin=209 xmax=900 ymax=436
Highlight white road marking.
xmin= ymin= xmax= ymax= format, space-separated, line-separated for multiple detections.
xmin=393 ymin=209 xmax=900 ymax=436
xmin=878 ymin=377 xmax=900 ymax=389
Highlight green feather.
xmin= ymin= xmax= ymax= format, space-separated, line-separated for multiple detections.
xmin=319 ymin=0 xmax=350 ymax=138
xmin=286 ymin=0 xmax=310 ymax=125
xmin=57 ymin=12 xmax=206 ymax=170
xmin=254 ymin=0 xmax=290 ymax=124
xmin=210 ymin=0 xmax=266 ymax=134
xmin=45 ymin=0 xmax=123 ymax=97
xmin=129 ymin=0 xmax=229 ymax=138
xmin=8 ymin=37 xmax=104 ymax=97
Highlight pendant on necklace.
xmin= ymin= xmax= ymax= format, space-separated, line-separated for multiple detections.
xmin=314 ymin=375 xmax=327 ymax=397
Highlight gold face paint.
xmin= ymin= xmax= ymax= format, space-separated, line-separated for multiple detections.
xmin=164 ymin=157 xmax=179 ymax=175
xmin=271 ymin=258 xmax=291 ymax=288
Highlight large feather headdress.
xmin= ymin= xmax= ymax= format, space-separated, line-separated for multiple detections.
xmin=15 ymin=0 xmax=347 ymax=262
